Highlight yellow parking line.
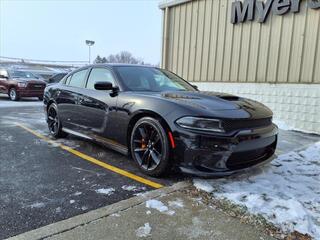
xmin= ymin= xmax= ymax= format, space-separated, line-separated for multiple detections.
xmin=16 ymin=123 xmax=164 ymax=189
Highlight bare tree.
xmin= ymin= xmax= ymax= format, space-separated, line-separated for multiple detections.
xmin=94 ymin=55 xmax=107 ymax=64
xmin=94 ymin=51 xmax=149 ymax=65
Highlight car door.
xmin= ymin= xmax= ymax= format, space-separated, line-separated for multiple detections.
xmin=77 ymin=67 xmax=118 ymax=139
xmin=55 ymin=68 xmax=89 ymax=131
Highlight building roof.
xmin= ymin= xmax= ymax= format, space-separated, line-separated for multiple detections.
xmin=159 ymin=0 xmax=192 ymax=9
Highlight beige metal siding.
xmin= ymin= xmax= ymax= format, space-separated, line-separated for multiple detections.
xmin=161 ymin=0 xmax=320 ymax=84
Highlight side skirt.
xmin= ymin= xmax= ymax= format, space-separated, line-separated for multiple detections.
xmin=62 ymin=127 xmax=129 ymax=156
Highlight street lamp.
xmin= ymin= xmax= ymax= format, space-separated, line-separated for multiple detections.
xmin=85 ymin=40 xmax=95 ymax=64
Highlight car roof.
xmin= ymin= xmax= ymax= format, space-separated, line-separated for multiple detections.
xmin=89 ymin=63 xmax=156 ymax=68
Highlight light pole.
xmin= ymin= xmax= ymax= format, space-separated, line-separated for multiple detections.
xmin=85 ymin=40 xmax=95 ymax=64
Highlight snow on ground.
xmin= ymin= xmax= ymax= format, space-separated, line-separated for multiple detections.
xmin=95 ymin=188 xmax=115 ymax=196
xmin=121 ymin=185 xmax=146 ymax=192
xmin=194 ymin=142 xmax=320 ymax=239
xmin=0 ymin=97 xmax=42 ymax=108
xmin=110 ymin=213 xmax=120 ymax=217
xmin=1 ymin=115 xmax=46 ymax=126
xmin=29 ymin=202 xmax=45 ymax=209
xmin=146 ymin=199 xmax=168 ymax=212
xmin=146 ymin=199 xmax=175 ymax=215
xmin=168 ymin=199 xmax=184 ymax=208
xmin=135 ymin=223 xmax=152 ymax=238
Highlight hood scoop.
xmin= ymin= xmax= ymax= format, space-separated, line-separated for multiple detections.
xmin=200 ymin=91 xmax=240 ymax=101
xmin=218 ymin=96 xmax=240 ymax=101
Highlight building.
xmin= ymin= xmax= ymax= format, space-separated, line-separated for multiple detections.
xmin=159 ymin=0 xmax=320 ymax=134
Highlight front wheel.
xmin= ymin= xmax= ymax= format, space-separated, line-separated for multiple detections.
xmin=9 ymin=88 xmax=19 ymax=101
xmin=130 ymin=117 xmax=170 ymax=177
xmin=47 ymin=104 xmax=67 ymax=138
xmin=38 ymin=96 xmax=43 ymax=101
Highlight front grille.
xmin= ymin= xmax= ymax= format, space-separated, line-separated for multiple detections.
xmin=27 ymin=83 xmax=45 ymax=90
xmin=222 ymin=118 xmax=272 ymax=132
xmin=226 ymin=145 xmax=274 ymax=170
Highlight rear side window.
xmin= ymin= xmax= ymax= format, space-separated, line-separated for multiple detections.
xmin=86 ymin=68 xmax=116 ymax=90
xmin=68 ymin=69 xmax=88 ymax=88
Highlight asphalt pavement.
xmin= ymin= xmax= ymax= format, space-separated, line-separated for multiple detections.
xmin=0 ymin=96 xmax=183 ymax=239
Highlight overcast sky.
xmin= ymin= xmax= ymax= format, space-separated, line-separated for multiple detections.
xmin=0 ymin=0 xmax=162 ymax=64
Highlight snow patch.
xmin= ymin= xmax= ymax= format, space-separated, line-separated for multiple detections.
xmin=0 ymin=133 xmax=14 ymax=142
xmin=30 ymin=202 xmax=45 ymax=208
xmin=95 ymin=188 xmax=115 ymax=196
xmin=146 ymin=199 xmax=168 ymax=212
xmin=121 ymin=185 xmax=146 ymax=192
xmin=136 ymin=223 xmax=151 ymax=238
xmin=194 ymin=179 xmax=214 ymax=193
xmin=145 ymin=199 xmax=175 ymax=215
xmin=194 ymin=142 xmax=320 ymax=239
xmin=168 ymin=199 xmax=184 ymax=208
xmin=110 ymin=213 xmax=120 ymax=217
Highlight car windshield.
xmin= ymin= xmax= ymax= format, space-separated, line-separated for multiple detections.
xmin=114 ymin=66 xmax=196 ymax=92
xmin=9 ymin=70 xmax=38 ymax=79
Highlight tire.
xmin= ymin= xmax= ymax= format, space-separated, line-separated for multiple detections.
xmin=9 ymin=88 xmax=20 ymax=101
xmin=38 ymin=96 xmax=43 ymax=101
xmin=47 ymin=103 xmax=68 ymax=138
xmin=130 ymin=117 xmax=170 ymax=177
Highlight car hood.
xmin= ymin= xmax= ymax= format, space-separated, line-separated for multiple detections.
xmin=157 ymin=91 xmax=273 ymax=117
xmin=160 ymin=91 xmax=243 ymax=110
xmin=12 ymin=78 xmax=46 ymax=84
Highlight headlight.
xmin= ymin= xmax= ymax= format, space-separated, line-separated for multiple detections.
xmin=17 ymin=82 xmax=27 ymax=88
xmin=176 ymin=117 xmax=224 ymax=133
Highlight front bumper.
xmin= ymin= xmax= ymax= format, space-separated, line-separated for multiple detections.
xmin=18 ymin=90 xmax=44 ymax=97
xmin=172 ymin=124 xmax=278 ymax=177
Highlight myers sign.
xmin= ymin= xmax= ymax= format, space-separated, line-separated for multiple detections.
xmin=231 ymin=0 xmax=320 ymax=24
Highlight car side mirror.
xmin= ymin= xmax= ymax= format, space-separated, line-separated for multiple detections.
xmin=0 ymin=70 xmax=9 ymax=79
xmin=94 ymin=81 xmax=114 ymax=91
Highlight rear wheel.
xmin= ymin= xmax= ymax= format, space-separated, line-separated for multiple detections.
xmin=47 ymin=104 xmax=67 ymax=138
xmin=9 ymin=88 xmax=19 ymax=101
xmin=130 ymin=117 xmax=170 ymax=177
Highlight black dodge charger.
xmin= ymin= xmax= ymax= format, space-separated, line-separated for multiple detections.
xmin=44 ymin=64 xmax=278 ymax=177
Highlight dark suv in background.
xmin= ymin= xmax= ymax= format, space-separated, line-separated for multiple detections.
xmin=47 ymin=72 xmax=68 ymax=84
xmin=0 ymin=69 xmax=46 ymax=101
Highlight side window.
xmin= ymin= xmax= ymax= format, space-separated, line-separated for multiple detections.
xmin=86 ymin=68 xmax=115 ymax=90
xmin=65 ymin=75 xmax=71 ymax=85
xmin=68 ymin=69 xmax=88 ymax=88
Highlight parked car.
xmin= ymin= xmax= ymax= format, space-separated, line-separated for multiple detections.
xmin=0 ymin=69 xmax=46 ymax=101
xmin=48 ymin=72 xmax=68 ymax=84
xmin=44 ymin=64 xmax=278 ymax=177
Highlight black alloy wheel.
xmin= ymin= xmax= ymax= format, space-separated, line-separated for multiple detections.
xmin=131 ymin=117 xmax=170 ymax=177
xmin=47 ymin=104 xmax=67 ymax=138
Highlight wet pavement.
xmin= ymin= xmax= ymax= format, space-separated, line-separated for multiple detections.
xmin=0 ymin=97 xmax=319 ymax=239
xmin=0 ymin=100 xmax=182 ymax=239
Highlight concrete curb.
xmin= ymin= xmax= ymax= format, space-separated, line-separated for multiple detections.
xmin=6 ymin=181 xmax=191 ymax=240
